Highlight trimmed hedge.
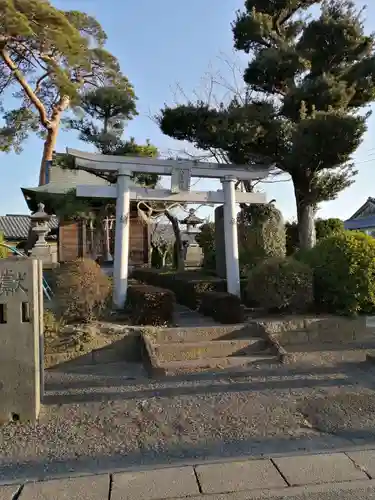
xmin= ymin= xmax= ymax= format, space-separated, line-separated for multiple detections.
xmin=199 ymin=291 xmax=245 ymax=324
xmin=132 ymin=269 xmax=227 ymax=309
xmin=132 ymin=268 xmax=252 ymax=314
xmin=247 ymin=257 xmax=313 ymax=313
xmin=126 ymin=284 xmax=175 ymax=325
xmin=297 ymin=230 xmax=375 ymax=316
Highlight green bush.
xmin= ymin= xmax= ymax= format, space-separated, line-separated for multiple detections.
xmin=126 ymin=284 xmax=175 ymax=325
xmin=196 ymin=222 xmax=216 ymax=270
xmin=180 ymin=279 xmax=224 ymax=309
xmin=247 ymin=257 xmax=313 ymax=312
xmin=202 ymin=249 xmax=216 ymax=271
xmin=0 ymin=232 xmax=7 ymax=259
xmin=285 ymin=218 xmax=344 ymax=256
xmin=299 ymin=231 xmax=375 ymax=315
xmin=238 ymin=204 xmax=286 ymax=272
xmin=132 ymin=268 xmax=226 ymax=309
xmin=199 ymin=291 xmax=245 ymax=324
xmin=315 ymin=218 xmax=344 ymax=240
xmin=55 ymin=258 xmax=112 ymax=323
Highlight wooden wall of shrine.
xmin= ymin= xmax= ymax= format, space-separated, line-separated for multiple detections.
xmin=58 ymin=209 xmax=149 ymax=264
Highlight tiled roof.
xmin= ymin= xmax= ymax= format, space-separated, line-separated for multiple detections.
xmin=344 ymin=215 xmax=375 ymax=230
xmin=0 ymin=214 xmax=59 ymax=240
xmin=348 ymin=197 xmax=375 ymax=220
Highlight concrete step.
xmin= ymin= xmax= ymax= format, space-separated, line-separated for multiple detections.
xmin=156 ymin=354 xmax=278 ymax=376
xmin=286 ymin=341 xmax=375 ymax=353
xmin=153 ymin=339 xmax=269 ymax=362
xmin=152 ymin=324 xmax=264 ymax=343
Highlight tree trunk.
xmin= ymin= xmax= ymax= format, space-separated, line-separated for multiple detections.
xmin=295 ymin=189 xmax=316 ymax=250
xmin=38 ymin=96 xmax=70 ymax=186
xmin=165 ymin=210 xmax=184 ymax=271
xmin=39 ymin=126 xmax=58 ymax=185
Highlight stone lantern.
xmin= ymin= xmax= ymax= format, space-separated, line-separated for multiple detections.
xmin=180 ymin=208 xmax=203 ymax=236
xmin=30 ymin=203 xmax=57 ymax=267
xmin=179 ymin=208 xmax=204 ymax=266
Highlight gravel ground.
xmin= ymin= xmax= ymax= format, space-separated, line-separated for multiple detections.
xmin=1 ymin=353 xmax=375 ymax=482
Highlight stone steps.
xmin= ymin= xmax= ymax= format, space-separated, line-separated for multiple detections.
xmin=153 ymin=354 xmax=277 ymax=376
xmin=151 ymin=324 xmax=263 ymax=343
xmin=142 ymin=317 xmax=279 ymax=376
xmin=153 ymin=339 xmax=269 ymax=362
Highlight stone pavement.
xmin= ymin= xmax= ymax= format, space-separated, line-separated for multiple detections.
xmin=4 ymin=448 xmax=375 ymax=499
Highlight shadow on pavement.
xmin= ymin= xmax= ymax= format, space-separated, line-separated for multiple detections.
xmin=43 ymin=362 xmax=368 ymax=405
xmin=1 ymin=430 xmax=374 ymax=484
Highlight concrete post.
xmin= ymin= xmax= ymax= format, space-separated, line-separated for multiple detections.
xmin=0 ymin=257 xmax=41 ymax=423
xmin=222 ymin=176 xmax=240 ymax=297
xmin=37 ymin=259 xmax=44 ymax=397
xmin=113 ymin=172 xmax=131 ymax=309
xmin=214 ymin=205 xmax=226 ymax=278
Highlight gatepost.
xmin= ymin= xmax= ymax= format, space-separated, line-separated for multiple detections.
xmin=0 ymin=257 xmax=41 ymax=423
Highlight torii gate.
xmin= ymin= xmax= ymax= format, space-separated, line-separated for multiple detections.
xmin=66 ymin=149 xmax=272 ymax=308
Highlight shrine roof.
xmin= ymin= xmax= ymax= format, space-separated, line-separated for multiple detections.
xmin=0 ymin=214 xmax=58 ymax=241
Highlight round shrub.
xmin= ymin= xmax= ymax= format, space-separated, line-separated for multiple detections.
xmin=299 ymin=231 xmax=375 ymax=315
xmin=247 ymin=257 xmax=313 ymax=312
xmin=238 ymin=203 xmax=286 ymax=272
xmin=55 ymin=258 xmax=112 ymax=322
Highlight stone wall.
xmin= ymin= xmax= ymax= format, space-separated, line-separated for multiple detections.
xmin=254 ymin=315 xmax=375 ymax=345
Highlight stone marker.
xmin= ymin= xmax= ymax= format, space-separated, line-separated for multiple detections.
xmin=215 ymin=205 xmax=226 ymax=278
xmin=273 ymin=452 xmax=367 ymax=486
xmin=195 ymin=459 xmax=287 ymax=494
xmin=0 ymin=258 xmax=41 ymax=423
xmin=111 ymin=467 xmax=199 ymax=500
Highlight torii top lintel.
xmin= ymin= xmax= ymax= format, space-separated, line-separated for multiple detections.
xmin=66 ymin=148 xmax=272 ymax=182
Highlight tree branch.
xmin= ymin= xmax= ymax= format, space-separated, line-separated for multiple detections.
xmin=0 ymin=48 xmax=50 ymax=128
xmin=34 ymin=72 xmax=51 ymax=94
xmin=50 ymin=95 xmax=70 ymax=126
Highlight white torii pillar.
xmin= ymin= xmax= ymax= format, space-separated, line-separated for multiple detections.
xmin=113 ymin=172 xmax=131 ymax=309
xmin=222 ymin=176 xmax=241 ymax=297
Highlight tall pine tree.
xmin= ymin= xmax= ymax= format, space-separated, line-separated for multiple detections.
xmin=159 ymin=0 xmax=375 ymax=249
xmin=0 ymin=0 xmax=132 ymax=184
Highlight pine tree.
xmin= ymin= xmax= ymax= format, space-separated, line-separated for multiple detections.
xmin=0 ymin=0 xmax=133 ymax=183
xmin=159 ymin=0 xmax=375 ymax=249
xmin=68 ymin=86 xmax=159 ymax=188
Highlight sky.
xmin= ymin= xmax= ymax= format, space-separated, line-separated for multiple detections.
xmin=0 ymin=0 xmax=375 ymax=222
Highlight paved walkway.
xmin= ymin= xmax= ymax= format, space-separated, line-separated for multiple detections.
xmin=3 ymin=448 xmax=375 ymax=499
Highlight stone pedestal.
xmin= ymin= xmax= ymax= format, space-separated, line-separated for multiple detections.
xmin=30 ymin=244 xmax=57 ymax=268
xmin=185 ymin=244 xmax=203 ymax=267
xmin=0 ymin=258 xmax=42 ymax=423
xmin=215 ymin=205 xmax=226 ymax=278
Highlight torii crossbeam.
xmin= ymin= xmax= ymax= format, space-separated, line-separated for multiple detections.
xmin=67 ymin=148 xmax=272 ymax=308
